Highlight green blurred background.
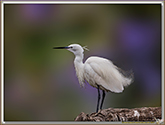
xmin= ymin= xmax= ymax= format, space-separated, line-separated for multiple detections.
xmin=4 ymin=4 xmax=161 ymax=121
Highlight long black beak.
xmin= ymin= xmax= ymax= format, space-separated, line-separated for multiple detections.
xmin=53 ymin=47 xmax=70 ymax=49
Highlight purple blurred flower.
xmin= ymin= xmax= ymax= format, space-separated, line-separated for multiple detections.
xmin=20 ymin=4 xmax=55 ymax=24
xmin=117 ymin=18 xmax=161 ymax=96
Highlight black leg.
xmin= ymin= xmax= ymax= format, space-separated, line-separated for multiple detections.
xmin=96 ymin=85 xmax=100 ymax=112
xmin=100 ymin=90 xmax=105 ymax=110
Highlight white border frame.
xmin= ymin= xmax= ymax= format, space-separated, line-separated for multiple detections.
xmin=1 ymin=1 xmax=4 ymax=124
xmin=1 ymin=1 xmax=164 ymax=124
xmin=161 ymin=0 xmax=164 ymax=123
xmin=1 ymin=1 xmax=164 ymax=4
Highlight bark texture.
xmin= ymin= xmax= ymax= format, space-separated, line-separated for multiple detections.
xmin=75 ymin=107 xmax=161 ymax=122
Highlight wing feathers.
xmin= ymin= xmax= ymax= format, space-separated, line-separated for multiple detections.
xmin=84 ymin=56 xmax=133 ymax=93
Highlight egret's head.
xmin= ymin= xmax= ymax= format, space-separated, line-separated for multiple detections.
xmin=67 ymin=44 xmax=84 ymax=55
xmin=53 ymin=44 xmax=86 ymax=56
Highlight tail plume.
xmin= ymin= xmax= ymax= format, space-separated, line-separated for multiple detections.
xmin=118 ymin=68 xmax=134 ymax=87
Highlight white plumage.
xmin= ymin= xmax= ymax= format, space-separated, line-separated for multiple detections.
xmin=53 ymin=43 xmax=133 ymax=112
xmin=84 ymin=56 xmax=132 ymax=92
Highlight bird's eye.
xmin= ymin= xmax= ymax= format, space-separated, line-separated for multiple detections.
xmin=70 ymin=46 xmax=73 ymax=48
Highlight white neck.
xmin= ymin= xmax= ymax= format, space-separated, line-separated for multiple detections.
xmin=74 ymin=53 xmax=84 ymax=63
xmin=73 ymin=52 xmax=85 ymax=87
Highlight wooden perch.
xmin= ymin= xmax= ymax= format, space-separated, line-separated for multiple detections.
xmin=75 ymin=107 xmax=161 ymax=122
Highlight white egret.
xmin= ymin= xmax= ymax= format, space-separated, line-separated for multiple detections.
xmin=53 ymin=44 xmax=133 ymax=112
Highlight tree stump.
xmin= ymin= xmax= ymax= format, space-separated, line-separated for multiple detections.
xmin=75 ymin=107 xmax=162 ymax=122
